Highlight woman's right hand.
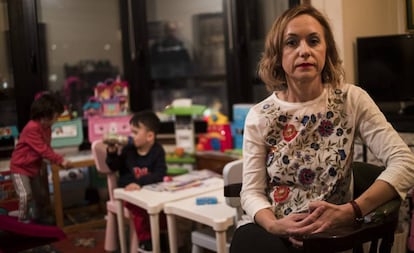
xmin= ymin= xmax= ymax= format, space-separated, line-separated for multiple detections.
xmin=255 ymin=206 xmax=326 ymax=247
xmin=255 ymin=208 xmax=310 ymax=236
xmin=267 ymin=212 xmax=318 ymax=236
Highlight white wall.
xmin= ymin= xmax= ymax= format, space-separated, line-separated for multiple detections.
xmin=342 ymin=0 xmax=406 ymax=83
xmin=312 ymin=0 xmax=345 ymax=67
xmin=312 ymin=0 xmax=406 ymax=83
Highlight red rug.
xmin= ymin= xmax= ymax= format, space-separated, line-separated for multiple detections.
xmin=4 ymin=229 xmax=106 ymax=253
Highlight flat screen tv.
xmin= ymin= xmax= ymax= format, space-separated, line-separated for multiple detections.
xmin=356 ymin=34 xmax=414 ymax=115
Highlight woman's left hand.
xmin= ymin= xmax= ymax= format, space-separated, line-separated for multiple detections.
xmin=289 ymin=200 xmax=355 ymax=236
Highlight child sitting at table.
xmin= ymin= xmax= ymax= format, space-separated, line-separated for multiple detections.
xmin=106 ymin=110 xmax=167 ymax=252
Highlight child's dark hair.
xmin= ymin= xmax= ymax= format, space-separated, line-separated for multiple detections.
xmin=130 ymin=110 xmax=161 ymax=134
xmin=30 ymin=92 xmax=65 ymax=120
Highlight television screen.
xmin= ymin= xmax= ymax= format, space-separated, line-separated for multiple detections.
xmin=356 ymin=34 xmax=414 ymax=103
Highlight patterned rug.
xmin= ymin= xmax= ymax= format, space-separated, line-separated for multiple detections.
xmin=48 ymin=229 xmax=105 ymax=253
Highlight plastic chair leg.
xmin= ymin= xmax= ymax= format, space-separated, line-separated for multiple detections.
xmin=129 ymin=218 xmax=138 ymax=253
xmin=192 ymin=244 xmax=204 ymax=253
xmin=105 ymin=212 xmax=118 ymax=252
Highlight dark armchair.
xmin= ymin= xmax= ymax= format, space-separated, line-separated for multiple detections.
xmin=302 ymin=161 xmax=401 ymax=253
xmin=222 ymin=160 xmax=401 ymax=253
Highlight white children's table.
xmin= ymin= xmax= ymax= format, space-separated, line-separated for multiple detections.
xmin=114 ymin=176 xmax=224 ymax=253
xmin=164 ymin=189 xmax=236 ymax=253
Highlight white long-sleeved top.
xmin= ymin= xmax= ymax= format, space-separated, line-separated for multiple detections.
xmin=241 ymin=83 xmax=414 ymax=222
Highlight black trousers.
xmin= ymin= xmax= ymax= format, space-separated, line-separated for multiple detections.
xmin=230 ymin=223 xmax=304 ymax=253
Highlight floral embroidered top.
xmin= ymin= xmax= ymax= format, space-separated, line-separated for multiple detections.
xmin=241 ymin=83 xmax=414 ymax=222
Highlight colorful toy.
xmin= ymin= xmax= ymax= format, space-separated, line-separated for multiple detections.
xmin=51 ymin=118 xmax=83 ymax=148
xmin=57 ymin=105 xmax=78 ymax=121
xmin=83 ymin=77 xmax=129 ymax=118
xmin=88 ymin=114 xmax=132 ymax=143
xmin=94 ymin=77 xmax=129 ymax=117
xmin=196 ymin=196 xmax=218 ymax=205
xmin=82 ymin=97 xmax=102 ymax=118
xmin=196 ymin=111 xmax=233 ymax=152
xmin=163 ymin=102 xmax=206 ymax=154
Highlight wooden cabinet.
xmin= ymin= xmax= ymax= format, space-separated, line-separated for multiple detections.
xmin=195 ymin=151 xmax=239 ymax=175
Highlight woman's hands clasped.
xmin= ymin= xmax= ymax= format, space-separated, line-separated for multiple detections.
xmin=282 ymin=201 xmax=355 ymax=247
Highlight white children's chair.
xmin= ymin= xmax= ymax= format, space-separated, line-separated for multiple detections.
xmin=91 ymin=139 xmax=138 ymax=253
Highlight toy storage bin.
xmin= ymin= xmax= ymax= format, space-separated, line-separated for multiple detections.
xmin=51 ymin=117 xmax=83 ymax=148
xmin=0 ymin=168 xmax=18 ymax=215
xmin=231 ymin=104 xmax=253 ymax=149
xmin=50 ymin=118 xmax=89 ymax=208
xmin=0 ymin=126 xmax=19 ymax=158
xmin=0 ymin=125 xmax=18 ymax=141
xmin=47 ymin=166 xmax=91 ymax=208
xmin=87 ymin=114 xmax=132 ymax=143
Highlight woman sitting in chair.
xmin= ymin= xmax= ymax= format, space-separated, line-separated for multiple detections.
xmin=230 ymin=4 xmax=414 ymax=253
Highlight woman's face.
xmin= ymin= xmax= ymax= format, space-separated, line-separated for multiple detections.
xmin=281 ymin=14 xmax=326 ymax=84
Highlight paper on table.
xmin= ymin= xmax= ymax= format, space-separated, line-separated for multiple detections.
xmin=144 ymin=169 xmax=220 ymax=192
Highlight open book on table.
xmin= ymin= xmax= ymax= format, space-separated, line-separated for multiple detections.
xmin=144 ymin=169 xmax=220 ymax=192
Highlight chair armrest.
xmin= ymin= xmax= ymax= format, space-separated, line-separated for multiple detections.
xmin=366 ymin=198 xmax=400 ymax=223
xmin=302 ymin=199 xmax=400 ymax=253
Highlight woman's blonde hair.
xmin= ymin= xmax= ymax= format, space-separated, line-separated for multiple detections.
xmin=258 ymin=4 xmax=344 ymax=91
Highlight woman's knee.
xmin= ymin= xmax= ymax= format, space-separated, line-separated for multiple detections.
xmin=230 ymin=223 xmax=293 ymax=253
xmin=230 ymin=224 xmax=261 ymax=253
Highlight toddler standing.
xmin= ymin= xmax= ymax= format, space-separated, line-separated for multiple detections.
xmin=10 ymin=92 xmax=72 ymax=223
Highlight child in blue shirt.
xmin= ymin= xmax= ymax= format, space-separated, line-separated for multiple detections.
xmin=106 ymin=110 xmax=167 ymax=251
